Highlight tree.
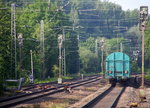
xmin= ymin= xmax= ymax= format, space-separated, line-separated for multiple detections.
xmin=79 ymin=47 xmax=99 ymax=73
xmin=80 ymin=37 xmax=96 ymax=53
xmin=145 ymin=21 xmax=150 ymax=69
xmin=16 ymin=0 xmax=79 ymax=79
xmin=65 ymin=30 xmax=79 ymax=74
xmin=0 ymin=1 xmax=11 ymax=91
xmin=104 ymin=37 xmax=124 ymax=55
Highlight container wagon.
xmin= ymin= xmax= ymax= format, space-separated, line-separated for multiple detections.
xmin=105 ymin=52 xmax=130 ymax=81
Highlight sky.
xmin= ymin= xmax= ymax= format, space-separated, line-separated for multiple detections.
xmin=107 ymin=0 xmax=150 ymax=12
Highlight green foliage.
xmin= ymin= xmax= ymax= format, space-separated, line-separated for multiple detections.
xmin=16 ymin=0 xmax=75 ymax=79
xmin=145 ymin=21 xmax=150 ymax=80
xmin=0 ymin=0 xmax=145 ymax=92
xmin=79 ymin=46 xmax=99 ymax=73
xmin=0 ymin=0 xmax=79 ymax=90
xmin=34 ymin=77 xmax=57 ymax=84
xmin=79 ymin=36 xmax=125 ymax=74
xmin=65 ymin=31 xmax=79 ymax=74
xmin=0 ymin=2 xmax=11 ymax=90
xmin=30 ymin=76 xmax=73 ymax=84
xmin=145 ymin=69 xmax=150 ymax=81
xmin=52 ymin=65 xmax=59 ymax=77
xmin=145 ymin=21 xmax=150 ymax=68
xmin=124 ymin=26 xmax=141 ymax=55
xmin=131 ymin=61 xmax=141 ymax=74
xmin=104 ymin=37 xmax=124 ymax=55
xmin=68 ymin=0 xmax=139 ymax=40
xmin=80 ymin=37 xmax=96 ymax=53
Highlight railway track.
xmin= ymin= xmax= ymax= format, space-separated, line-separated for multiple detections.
xmin=82 ymin=85 xmax=126 ymax=108
xmin=1 ymin=75 xmax=98 ymax=102
xmin=21 ymin=75 xmax=98 ymax=91
xmin=145 ymin=80 xmax=150 ymax=86
xmin=0 ymin=76 xmax=100 ymax=108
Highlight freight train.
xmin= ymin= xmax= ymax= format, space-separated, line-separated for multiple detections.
xmin=105 ymin=52 xmax=130 ymax=82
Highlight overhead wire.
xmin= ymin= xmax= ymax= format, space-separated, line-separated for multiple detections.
xmin=1 ymin=0 xmax=139 ymax=37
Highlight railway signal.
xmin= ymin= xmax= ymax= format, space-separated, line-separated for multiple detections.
xmin=133 ymin=50 xmax=140 ymax=61
xmin=139 ymin=6 xmax=148 ymax=88
xmin=139 ymin=6 xmax=148 ymax=31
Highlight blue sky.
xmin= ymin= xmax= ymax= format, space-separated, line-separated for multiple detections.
xmin=107 ymin=0 xmax=150 ymax=12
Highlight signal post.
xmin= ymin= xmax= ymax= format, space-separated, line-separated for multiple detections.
xmin=139 ymin=6 xmax=148 ymax=88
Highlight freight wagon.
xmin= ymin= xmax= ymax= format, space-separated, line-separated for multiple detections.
xmin=105 ymin=52 xmax=130 ymax=81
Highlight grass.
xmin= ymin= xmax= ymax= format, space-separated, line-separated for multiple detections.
xmin=34 ymin=76 xmax=73 ymax=84
xmin=34 ymin=77 xmax=58 ymax=84
xmin=85 ymin=87 xmax=96 ymax=91
xmin=145 ymin=69 xmax=150 ymax=81
xmin=5 ymin=73 xmax=99 ymax=88
xmin=145 ymin=75 xmax=150 ymax=81
xmin=3 ymin=81 xmax=18 ymax=90
xmin=1 ymin=73 xmax=99 ymax=97
xmin=18 ymin=102 xmax=68 ymax=108
xmin=26 ymin=73 xmax=99 ymax=85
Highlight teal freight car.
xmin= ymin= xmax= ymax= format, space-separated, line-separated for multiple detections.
xmin=105 ymin=52 xmax=130 ymax=80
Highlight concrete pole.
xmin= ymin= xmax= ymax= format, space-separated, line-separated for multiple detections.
xmin=100 ymin=38 xmax=105 ymax=77
xmin=59 ymin=45 xmax=62 ymax=78
xmin=30 ymin=50 xmax=34 ymax=79
xmin=120 ymin=42 xmax=123 ymax=52
xmin=117 ymin=20 xmax=120 ymax=52
xmin=18 ymin=33 xmax=23 ymax=78
xmin=58 ymin=35 xmax=63 ymax=78
xmin=58 ymin=35 xmax=63 ymax=84
xmin=95 ymin=39 xmax=98 ymax=56
xmin=101 ymin=46 xmax=104 ymax=77
xmin=63 ymin=48 xmax=66 ymax=76
xmin=77 ymin=34 xmax=80 ymax=75
xmin=141 ymin=27 xmax=145 ymax=88
xmin=139 ymin=6 xmax=148 ymax=88
xmin=40 ymin=20 xmax=45 ymax=79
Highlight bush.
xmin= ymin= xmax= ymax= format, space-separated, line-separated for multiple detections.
xmin=145 ymin=69 xmax=150 ymax=80
xmin=52 ymin=65 xmax=59 ymax=77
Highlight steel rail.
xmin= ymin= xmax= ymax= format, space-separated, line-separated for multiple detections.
xmin=21 ymin=75 xmax=98 ymax=91
xmin=145 ymin=80 xmax=150 ymax=86
xmin=81 ymin=85 xmax=126 ymax=108
xmin=0 ymin=75 xmax=98 ymax=103
xmin=0 ymin=76 xmax=100 ymax=108
xmin=81 ymin=85 xmax=114 ymax=108
xmin=109 ymin=86 xmax=126 ymax=108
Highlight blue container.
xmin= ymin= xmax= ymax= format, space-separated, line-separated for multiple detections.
xmin=105 ymin=52 xmax=130 ymax=80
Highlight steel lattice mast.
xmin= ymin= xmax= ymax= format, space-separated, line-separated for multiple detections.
xmin=11 ymin=3 xmax=17 ymax=78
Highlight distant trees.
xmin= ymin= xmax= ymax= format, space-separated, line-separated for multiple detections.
xmin=79 ymin=37 xmax=99 ymax=73
xmin=0 ymin=0 xmax=148 ymax=90
xmin=67 ymin=0 xmax=139 ymax=40
xmin=0 ymin=2 xmax=11 ymax=90
xmin=79 ymin=37 xmax=125 ymax=73
xmin=0 ymin=0 xmax=80 ymax=85
xmin=79 ymin=47 xmax=98 ymax=73
xmin=145 ymin=21 xmax=150 ymax=70
xmin=16 ymin=0 xmax=79 ymax=79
